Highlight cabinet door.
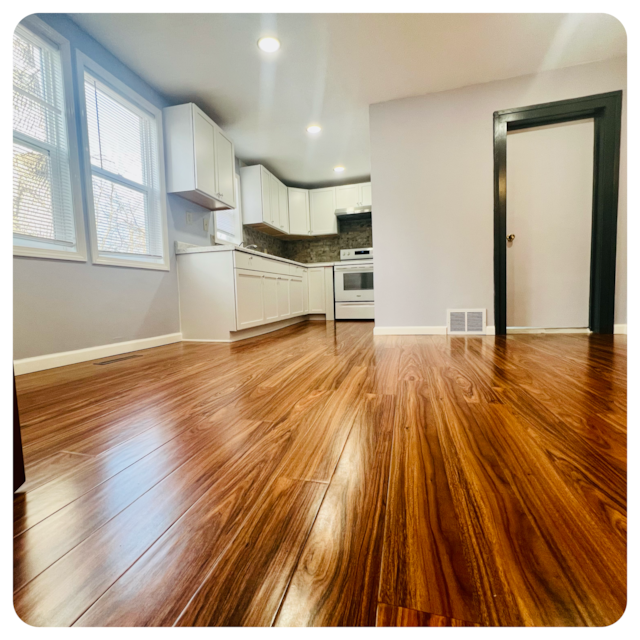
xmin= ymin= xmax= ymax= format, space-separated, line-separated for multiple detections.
xmin=269 ymin=174 xmax=280 ymax=228
xmin=277 ymin=276 xmax=290 ymax=318
xmin=260 ymin=166 xmax=271 ymax=225
xmin=290 ymin=277 xmax=303 ymax=316
xmin=278 ymin=180 xmax=289 ymax=234
xmin=193 ymin=110 xmax=216 ymax=198
xmin=302 ymin=269 xmax=309 ymax=313
xmin=359 ymin=182 xmax=372 ymax=207
xmin=309 ymin=188 xmax=337 ymax=235
xmin=235 ymin=269 xmax=264 ymax=330
xmin=288 ymin=188 xmax=310 ymax=235
xmin=335 ymin=184 xmax=359 ymax=210
xmin=308 ymin=268 xmax=326 ymax=313
xmin=263 ymin=273 xmax=279 ymax=323
xmin=214 ymin=127 xmax=236 ymax=208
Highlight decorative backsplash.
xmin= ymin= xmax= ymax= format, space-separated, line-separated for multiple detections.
xmin=242 ymin=217 xmax=373 ymax=264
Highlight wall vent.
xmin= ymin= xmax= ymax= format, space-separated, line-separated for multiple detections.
xmin=447 ymin=309 xmax=487 ymax=335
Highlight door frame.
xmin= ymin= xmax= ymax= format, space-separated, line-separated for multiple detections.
xmin=493 ymin=90 xmax=622 ymax=335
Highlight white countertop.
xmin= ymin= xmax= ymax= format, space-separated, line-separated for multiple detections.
xmin=174 ymin=241 xmax=371 ymax=268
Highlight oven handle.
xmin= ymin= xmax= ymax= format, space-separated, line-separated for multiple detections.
xmin=334 ymin=266 xmax=374 ymax=272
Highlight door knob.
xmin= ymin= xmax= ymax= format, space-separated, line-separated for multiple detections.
xmin=507 ymin=234 xmax=516 ymax=242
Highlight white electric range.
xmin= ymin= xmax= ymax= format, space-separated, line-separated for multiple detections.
xmin=334 ymin=248 xmax=374 ymax=320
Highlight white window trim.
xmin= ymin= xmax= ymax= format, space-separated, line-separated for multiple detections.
xmin=75 ymin=50 xmax=170 ymax=271
xmin=13 ymin=16 xmax=87 ymax=262
xmin=215 ymin=173 xmax=244 ymax=247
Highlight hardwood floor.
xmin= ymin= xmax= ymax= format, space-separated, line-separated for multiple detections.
xmin=13 ymin=321 xmax=626 ymax=626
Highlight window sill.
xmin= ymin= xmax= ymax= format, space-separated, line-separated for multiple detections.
xmin=13 ymin=245 xmax=87 ymax=262
xmin=92 ymin=255 xmax=170 ymax=271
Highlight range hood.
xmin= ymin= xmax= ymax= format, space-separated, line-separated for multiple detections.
xmin=335 ymin=205 xmax=372 ymax=221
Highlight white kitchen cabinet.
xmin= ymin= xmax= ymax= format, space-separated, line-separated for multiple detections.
xmin=163 ymin=103 xmax=236 ymax=210
xmin=241 ymin=165 xmax=285 ymax=235
xmin=269 ymin=173 xmax=280 ymax=228
xmin=309 ymin=187 xmax=337 ymax=235
xmin=263 ymin=273 xmax=279 ymax=323
xmin=277 ymin=276 xmax=290 ymax=318
xmin=302 ymin=269 xmax=309 ymax=313
xmin=335 ymin=182 xmax=371 ymax=209
xmin=278 ymin=180 xmax=289 ymax=234
xmin=235 ymin=269 xmax=264 ymax=330
xmin=290 ymin=277 xmax=303 ymax=315
xmin=308 ymin=267 xmax=326 ymax=313
xmin=288 ymin=187 xmax=310 ymax=235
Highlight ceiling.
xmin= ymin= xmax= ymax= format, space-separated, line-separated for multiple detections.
xmin=69 ymin=13 xmax=626 ymax=188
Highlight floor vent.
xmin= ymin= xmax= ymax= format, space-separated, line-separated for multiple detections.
xmin=94 ymin=355 xmax=142 ymax=366
xmin=447 ymin=309 xmax=487 ymax=335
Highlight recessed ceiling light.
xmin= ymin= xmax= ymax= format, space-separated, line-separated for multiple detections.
xmin=306 ymin=125 xmax=321 ymax=134
xmin=258 ymin=37 xmax=280 ymax=53
xmin=334 ymin=166 xmax=345 ymax=173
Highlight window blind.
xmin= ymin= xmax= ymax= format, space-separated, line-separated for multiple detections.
xmin=13 ymin=25 xmax=77 ymax=250
xmin=84 ymin=72 xmax=163 ymax=259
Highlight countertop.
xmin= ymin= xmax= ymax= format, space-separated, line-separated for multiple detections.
xmin=174 ymin=242 xmax=371 ymax=268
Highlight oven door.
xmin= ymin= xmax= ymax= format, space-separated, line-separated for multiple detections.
xmin=334 ymin=264 xmax=374 ymax=302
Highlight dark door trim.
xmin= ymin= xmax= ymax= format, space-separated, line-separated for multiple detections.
xmin=493 ymin=90 xmax=622 ymax=335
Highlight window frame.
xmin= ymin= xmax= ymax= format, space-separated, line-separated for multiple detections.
xmin=214 ymin=173 xmax=244 ymax=247
xmin=75 ymin=51 xmax=170 ymax=271
xmin=13 ymin=16 xmax=87 ymax=262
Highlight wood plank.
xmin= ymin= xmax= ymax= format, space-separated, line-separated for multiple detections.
xmin=274 ymin=394 xmax=395 ymax=626
xmin=174 ymin=477 xmax=326 ymax=627
xmin=376 ymin=603 xmax=480 ymax=627
xmin=379 ymin=379 xmax=481 ymax=623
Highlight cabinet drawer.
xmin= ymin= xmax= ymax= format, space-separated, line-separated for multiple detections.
xmin=264 ymin=259 xmax=291 ymax=276
xmin=234 ymin=251 xmax=266 ymax=272
xmin=289 ymin=265 xmax=306 ymax=277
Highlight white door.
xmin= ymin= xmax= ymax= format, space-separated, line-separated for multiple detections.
xmin=288 ymin=188 xmax=310 ymax=235
xmin=308 ymin=268 xmax=326 ymax=313
xmin=269 ymin=173 xmax=280 ymax=228
xmin=214 ymin=128 xmax=235 ymax=208
xmin=290 ymin=277 xmax=303 ymax=315
xmin=235 ymin=269 xmax=264 ymax=330
xmin=309 ymin=188 xmax=337 ymax=235
xmin=277 ymin=276 xmax=290 ymax=318
xmin=278 ymin=180 xmax=289 ymax=234
xmin=507 ymin=119 xmax=594 ymax=329
xmin=335 ymin=185 xmax=359 ymax=209
xmin=263 ymin=273 xmax=279 ymax=322
xmin=260 ymin=166 xmax=271 ymax=226
xmin=360 ymin=182 xmax=372 ymax=206
xmin=193 ymin=110 xmax=216 ymax=198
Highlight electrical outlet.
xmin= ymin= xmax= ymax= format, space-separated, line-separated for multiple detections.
xmin=203 ymin=217 xmax=209 ymax=232
xmin=186 ymin=212 xmax=193 ymax=225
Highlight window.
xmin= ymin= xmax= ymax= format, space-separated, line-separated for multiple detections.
xmin=215 ymin=174 xmax=243 ymax=246
xmin=77 ymin=53 xmax=169 ymax=270
xmin=13 ymin=19 xmax=85 ymax=260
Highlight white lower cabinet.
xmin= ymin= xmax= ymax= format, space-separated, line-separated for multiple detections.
xmin=178 ymin=249 xmax=333 ymax=342
xmin=235 ymin=269 xmax=265 ymax=330
xmin=308 ymin=268 xmax=326 ymax=313
xmin=263 ymin=273 xmax=279 ymax=322
xmin=290 ymin=277 xmax=303 ymax=315
xmin=277 ymin=276 xmax=290 ymax=319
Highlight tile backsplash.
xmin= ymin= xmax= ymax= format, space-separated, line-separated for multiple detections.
xmin=242 ymin=217 xmax=373 ymax=264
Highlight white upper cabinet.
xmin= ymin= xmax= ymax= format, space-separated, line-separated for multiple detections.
xmin=288 ymin=187 xmax=310 ymax=235
xmin=213 ymin=128 xmax=236 ymax=208
xmin=164 ymin=103 xmax=236 ymax=210
xmin=278 ymin=180 xmax=289 ymax=234
xmin=309 ymin=187 xmax=337 ymax=235
xmin=241 ymin=165 xmax=283 ymax=235
xmin=335 ymin=182 xmax=371 ymax=209
xmin=269 ymin=173 xmax=280 ymax=228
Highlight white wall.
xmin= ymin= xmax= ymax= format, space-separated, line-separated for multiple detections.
xmin=369 ymin=57 xmax=626 ymax=329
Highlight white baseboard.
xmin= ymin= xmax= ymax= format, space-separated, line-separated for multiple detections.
xmin=507 ymin=327 xmax=590 ymax=334
xmin=374 ymin=326 xmax=447 ymax=336
xmin=14 ymin=333 xmax=183 ymax=375
xmin=614 ymin=324 xmax=627 ymax=335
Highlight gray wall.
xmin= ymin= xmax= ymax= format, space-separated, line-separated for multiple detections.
xmin=14 ymin=14 xmax=213 ymax=360
xmin=369 ymin=57 xmax=627 ymax=329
